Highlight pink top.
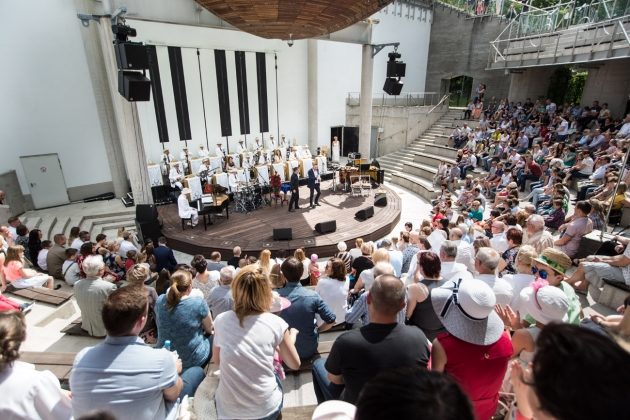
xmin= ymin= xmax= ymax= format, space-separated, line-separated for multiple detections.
xmin=3 ymin=261 xmax=24 ymax=281
xmin=438 ymin=331 xmax=513 ymax=420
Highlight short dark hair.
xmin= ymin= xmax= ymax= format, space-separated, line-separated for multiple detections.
xmin=281 ymin=257 xmax=303 ymax=283
xmin=506 ymin=227 xmax=523 ymax=245
xmin=95 ymin=234 xmax=107 ymax=242
xmin=80 ymin=242 xmax=94 ymax=257
xmin=369 ymin=274 xmax=405 ymax=316
xmin=158 ymin=236 xmax=167 ymax=244
xmin=439 ymin=218 xmax=450 ymax=229
xmin=419 ymin=252 xmax=441 ymax=278
xmin=404 ymin=222 xmax=413 ymax=229
xmin=16 ymin=225 xmax=28 ymax=236
xmin=102 ymin=286 xmax=148 ymax=336
xmin=531 ymin=324 xmax=630 ymax=420
xmin=65 ymin=248 xmax=78 ymax=258
xmin=41 ymin=240 xmax=52 ymax=248
xmin=210 ymin=251 xmax=221 ymax=261
xmin=79 ymin=231 xmax=90 ymax=241
xmin=575 ymin=200 xmax=592 ymax=215
xmin=418 ymin=235 xmax=431 ymax=250
xmin=355 ymin=367 xmax=474 ymax=420
xmin=191 ymin=254 xmax=207 ymax=273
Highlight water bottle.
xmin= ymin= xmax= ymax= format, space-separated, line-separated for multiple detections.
xmin=164 ymin=340 xmax=171 ymax=351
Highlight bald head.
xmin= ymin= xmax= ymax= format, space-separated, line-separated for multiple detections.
xmin=368 ymin=274 xmax=405 ymax=317
xmin=409 ymin=231 xmax=420 ymax=244
xmin=449 ymin=228 xmax=463 ymax=240
xmin=233 ymin=246 xmax=241 ymax=256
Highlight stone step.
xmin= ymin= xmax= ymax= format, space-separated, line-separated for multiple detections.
xmin=413 ymin=152 xmax=457 ymax=168
xmin=390 ymin=172 xmax=437 ymax=201
xmin=64 ymin=216 xmax=85 ymax=239
xmin=596 ymin=283 xmax=630 ymax=311
xmin=422 ymin=143 xmax=459 ymax=160
xmin=91 ymin=220 xmax=137 ymax=238
xmin=37 ymin=216 xmax=58 ymax=242
xmin=55 ymin=217 xmax=71 ymax=241
xmin=23 ymin=216 xmax=42 ymax=231
xmin=82 ymin=215 xmax=137 ymax=238
xmin=404 ymin=161 xmax=439 ymax=180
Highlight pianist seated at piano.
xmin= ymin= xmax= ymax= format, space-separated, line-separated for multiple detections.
xmin=169 ymin=162 xmax=184 ymax=190
xmin=178 ymin=188 xmax=199 ymax=227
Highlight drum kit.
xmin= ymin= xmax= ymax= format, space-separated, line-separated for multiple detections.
xmin=233 ymin=180 xmax=268 ymax=213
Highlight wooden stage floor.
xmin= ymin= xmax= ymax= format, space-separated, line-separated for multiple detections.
xmin=158 ymin=184 xmax=401 ymax=257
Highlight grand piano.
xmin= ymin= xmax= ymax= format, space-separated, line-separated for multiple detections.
xmin=194 ymin=194 xmax=229 ymax=230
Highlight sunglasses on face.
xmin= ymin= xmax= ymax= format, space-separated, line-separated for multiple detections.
xmin=531 ymin=266 xmax=549 ymax=279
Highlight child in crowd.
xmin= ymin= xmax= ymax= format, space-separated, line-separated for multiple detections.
xmin=124 ymin=249 xmax=138 ymax=273
xmin=37 ymin=240 xmax=52 ymax=272
xmin=309 ymin=254 xmax=321 ymax=285
xmin=62 ymin=248 xmax=81 ymax=286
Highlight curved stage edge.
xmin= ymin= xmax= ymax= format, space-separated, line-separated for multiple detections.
xmin=158 ymin=184 xmax=402 ymax=257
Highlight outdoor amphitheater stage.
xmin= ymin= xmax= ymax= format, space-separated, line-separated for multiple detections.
xmin=158 ymin=183 xmax=401 ymax=257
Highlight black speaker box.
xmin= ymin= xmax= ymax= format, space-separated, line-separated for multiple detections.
xmin=374 ymin=194 xmax=387 ymax=207
xmin=135 ymin=220 xmax=161 ymax=245
xmin=115 ymin=42 xmax=149 ymax=70
xmin=315 ymin=220 xmax=337 ymax=234
xmin=136 ymin=204 xmax=159 ymax=223
xmin=273 ymin=228 xmax=293 ymax=241
xmin=355 ymin=206 xmax=374 ymax=221
xmin=118 ymin=71 xmax=151 ymax=101
xmin=383 ymin=78 xmax=403 ymax=96
xmin=386 ymin=61 xmax=406 ymax=78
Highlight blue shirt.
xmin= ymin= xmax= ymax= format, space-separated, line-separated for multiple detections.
xmin=277 ymin=282 xmax=336 ymax=359
xmin=70 ymin=336 xmax=178 ymax=420
xmin=155 ymin=295 xmax=211 ymax=369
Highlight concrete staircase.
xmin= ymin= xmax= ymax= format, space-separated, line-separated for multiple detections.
xmin=379 ymin=108 xmax=472 ymax=200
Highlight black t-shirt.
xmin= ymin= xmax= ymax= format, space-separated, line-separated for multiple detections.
xmin=226 ymin=256 xmax=240 ymax=268
xmin=351 ymin=255 xmax=373 ymax=278
xmin=325 ymin=323 xmax=430 ymax=403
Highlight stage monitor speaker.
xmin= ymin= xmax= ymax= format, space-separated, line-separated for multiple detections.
xmin=135 ymin=220 xmax=161 ymax=245
xmin=355 ymin=206 xmax=374 ymax=221
xmin=136 ymin=204 xmax=159 ymax=223
xmin=115 ymin=42 xmax=149 ymax=70
xmin=118 ymin=71 xmax=151 ymax=101
xmin=315 ymin=220 xmax=337 ymax=234
xmin=383 ymin=78 xmax=403 ymax=96
xmin=273 ymin=228 xmax=293 ymax=241
xmin=386 ymin=61 xmax=407 ymax=78
xmin=374 ymin=194 xmax=387 ymax=207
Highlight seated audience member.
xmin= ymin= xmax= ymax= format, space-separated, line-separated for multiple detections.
xmin=315 ymin=258 xmax=348 ymax=327
xmin=567 ymin=234 xmax=630 ymax=292
xmin=489 ymin=221 xmax=508 ymax=254
xmin=71 ymin=286 xmax=201 ymax=419
xmin=153 ymin=237 xmax=178 ymax=273
xmin=70 ymin=231 xmax=90 ymax=251
xmin=74 ymin=255 xmax=116 ymax=337
xmin=258 ymin=249 xmax=274 ymax=278
xmin=354 ymin=367 xmax=474 ymax=420
xmin=14 ymin=225 xmax=30 ymax=260
xmin=543 ymin=198 xmax=565 ymax=230
xmin=502 ymin=245 xmax=537 ymax=312
xmin=0 ymin=311 xmax=72 ymax=419
xmin=1 ymin=245 xmax=56 ymax=290
xmin=554 ymin=200 xmax=593 ymax=259
xmin=278 ymin=257 xmax=336 ymax=360
xmin=62 ymin=248 xmax=81 ymax=286
xmin=351 ymin=248 xmax=390 ymax=294
xmin=212 ymin=268 xmax=300 ymax=419
xmin=510 ymin=324 xmax=630 ymax=420
xmin=126 ymin=264 xmax=159 ymax=342
xmin=155 ymin=270 xmax=213 ymax=369
xmin=531 ymin=248 xmax=581 ymax=324
xmin=449 ymin=228 xmax=475 ymax=273
xmin=314 ymin=275 xmax=430 ymax=404
xmin=523 ymin=214 xmax=554 ymax=254
xmin=294 ymin=248 xmax=312 ymax=286
xmin=438 ymin=241 xmax=472 ymax=282
xmin=497 ymin=227 xmax=523 ymax=276
xmin=380 ymin=238 xmax=403 ymax=277
xmin=191 ymin=254 xmax=218 ymax=300
xmin=46 ymin=234 xmax=67 ymax=280
xmin=36 ymin=240 xmax=52 ymax=272
xmin=118 ymin=231 xmax=139 ymax=263
xmin=207 ymin=251 xmax=226 ymax=272
xmin=431 ymin=279 xmax=513 ymax=420
xmin=406 ymin=251 xmax=447 ymax=341
xmin=75 ymin=242 xmax=96 ymax=278
xmin=401 ymin=231 xmax=421 ymax=274
xmin=207 ymin=266 xmax=236 ymax=318
xmin=334 ymin=241 xmax=353 ymax=273
xmin=348 ymin=238 xmax=364 ymax=260
xmin=226 ymin=246 xmax=241 ymax=268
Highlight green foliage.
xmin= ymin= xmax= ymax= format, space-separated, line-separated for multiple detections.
xmin=566 ymin=70 xmax=587 ymax=104
xmin=547 ymin=66 xmax=572 ymax=104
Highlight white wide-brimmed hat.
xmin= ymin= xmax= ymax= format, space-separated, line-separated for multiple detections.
xmin=432 ymin=278 xmax=504 ymax=346
xmin=519 ymin=282 xmax=569 ymax=325
xmin=311 ymin=400 xmax=356 ymax=420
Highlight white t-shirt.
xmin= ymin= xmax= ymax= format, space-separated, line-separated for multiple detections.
xmin=213 ymin=311 xmax=288 ymax=419
xmin=118 ymin=240 xmax=138 ymax=260
xmin=0 ymin=361 xmax=72 ymax=420
xmin=316 ymin=277 xmax=348 ymax=326
xmin=579 ymin=157 xmax=594 ymax=175
xmin=38 ymin=249 xmax=49 ymax=271
xmin=300 ymin=258 xmax=311 ymax=281
xmin=62 ymin=260 xmax=81 ymax=286
xmin=70 ymin=238 xmax=84 ymax=250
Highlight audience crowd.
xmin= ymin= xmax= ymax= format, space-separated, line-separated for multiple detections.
xmin=0 ymin=96 xmax=630 ymax=419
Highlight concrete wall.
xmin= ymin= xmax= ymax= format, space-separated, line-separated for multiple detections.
xmin=508 ymin=67 xmax=556 ymax=102
xmin=581 ymin=58 xmax=630 ymax=119
xmin=425 ymin=4 xmax=511 ymax=101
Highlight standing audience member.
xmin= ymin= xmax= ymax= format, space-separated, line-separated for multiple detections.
xmin=0 ymin=311 xmax=72 ymax=419
xmin=312 ymin=275 xmax=430 ymax=404
xmin=153 ymin=237 xmax=178 ymax=273
xmin=431 ymin=279 xmax=513 ymax=420
xmin=74 ymin=255 xmax=116 ymax=337
xmin=27 ymin=229 xmax=42 ymax=269
xmin=278 ymin=258 xmax=336 ymax=360
xmin=212 ymin=268 xmax=300 ymax=419
xmin=71 ymin=286 xmax=198 ymax=419
xmin=227 ymin=246 xmax=241 ymax=268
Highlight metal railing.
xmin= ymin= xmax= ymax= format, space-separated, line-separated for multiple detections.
xmin=435 ymin=0 xmax=526 ymax=18
xmin=347 ymin=92 xmax=442 ymax=107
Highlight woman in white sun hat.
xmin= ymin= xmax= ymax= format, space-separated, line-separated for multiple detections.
xmin=430 ymin=278 xmax=513 ymax=420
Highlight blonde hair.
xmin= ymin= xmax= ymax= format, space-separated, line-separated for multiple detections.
xmin=515 ymin=245 xmax=537 ymax=269
xmin=360 ymin=242 xmax=373 ymax=255
xmin=355 ymin=238 xmax=364 ymax=248
xmin=167 ymin=270 xmax=192 ymax=310
xmin=372 ymin=248 xmax=390 ymax=264
xmin=4 ymin=246 xmax=24 ymax=266
xmin=232 ymin=267 xmax=273 ymax=327
xmin=269 ymin=263 xmax=286 ymax=289
xmin=126 ymin=264 xmax=150 ymax=286
xmin=259 ymin=249 xmax=272 ymax=275
xmin=294 ymin=248 xmax=306 ymax=262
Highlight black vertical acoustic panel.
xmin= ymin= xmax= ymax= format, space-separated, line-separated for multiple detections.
xmin=214 ymin=50 xmax=232 ymax=137
xmin=146 ymin=45 xmax=169 ymax=143
xmin=168 ymin=46 xmax=192 ymax=140
xmin=256 ymin=52 xmax=269 ymax=133
xmin=234 ymin=51 xmax=250 ymax=135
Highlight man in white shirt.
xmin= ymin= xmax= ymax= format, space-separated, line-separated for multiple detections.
xmin=168 ymin=163 xmax=184 ymax=190
xmin=439 ymin=241 xmax=472 ymax=282
xmin=197 ymin=145 xmax=209 ymax=158
xmin=70 ymin=231 xmax=90 ymax=250
xmin=474 ymin=248 xmax=513 ymax=306
xmin=616 ymin=114 xmax=630 ymax=139
xmin=555 ymin=116 xmax=569 ymax=141
xmin=7 ymin=216 xmax=20 ymax=241
xmin=177 ymin=188 xmax=198 ymax=227
xmin=118 ymin=232 xmax=139 ymax=261
xmin=448 ymin=228 xmax=475 ymax=273
xmin=489 ymin=221 xmax=509 ymax=254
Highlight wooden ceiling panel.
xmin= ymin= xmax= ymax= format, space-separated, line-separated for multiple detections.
xmin=195 ymin=0 xmax=393 ymax=40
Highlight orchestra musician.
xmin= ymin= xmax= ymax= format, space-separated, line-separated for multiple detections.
xmin=179 ymin=148 xmax=190 ymax=172
xmin=288 ymin=166 xmax=300 ymax=212
xmin=331 ymin=136 xmax=340 ymax=163
xmin=237 ymin=140 xmax=246 ymax=154
xmin=307 ymin=161 xmax=321 ymax=208
xmin=273 ymin=149 xmax=283 ymax=163
xmin=224 ymin=155 xmax=236 ymax=172
xmin=254 ymin=137 xmax=263 ymax=151
xmin=198 ymin=158 xmax=211 ymax=185
xmin=169 ymin=163 xmax=184 ymax=190
xmin=215 ymin=143 xmax=226 ymax=158
xmin=197 ymin=145 xmax=209 ymax=158
xmin=160 ymin=148 xmax=172 ymax=176
xmin=265 ymin=135 xmax=275 ymax=150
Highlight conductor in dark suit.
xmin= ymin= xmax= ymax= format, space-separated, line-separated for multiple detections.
xmin=289 ymin=166 xmax=300 ymax=212
xmin=307 ymin=161 xmax=321 ymax=208
xmin=153 ymin=236 xmax=178 ymax=272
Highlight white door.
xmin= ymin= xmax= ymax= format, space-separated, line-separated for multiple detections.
xmin=20 ymin=154 xmax=70 ymax=209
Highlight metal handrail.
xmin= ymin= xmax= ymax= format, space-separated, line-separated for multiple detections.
xmin=378 ymin=94 xmax=450 ymax=144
